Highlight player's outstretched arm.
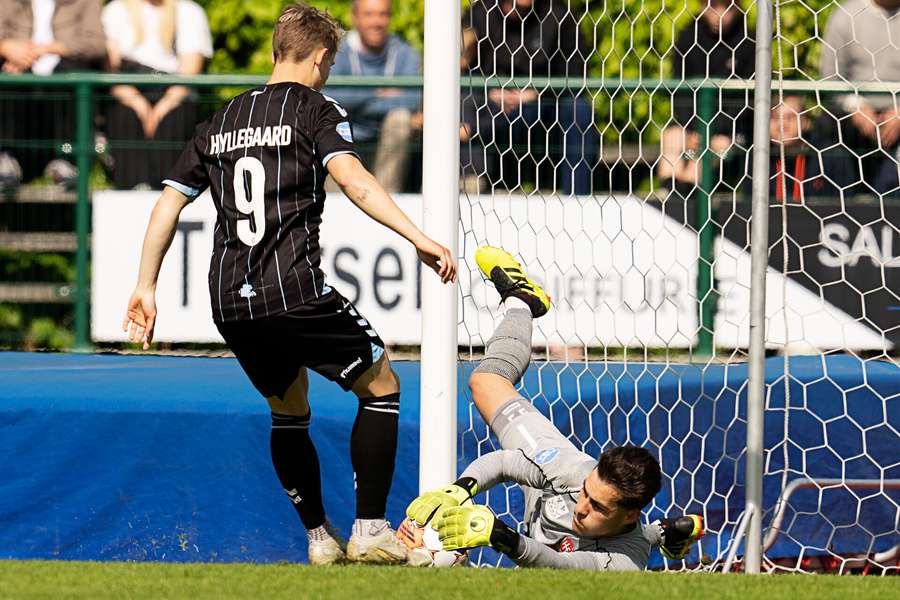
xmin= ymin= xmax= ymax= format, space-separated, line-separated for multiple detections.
xmin=458 ymin=448 xmax=549 ymax=493
xmin=122 ymin=186 xmax=192 ymax=350
xmin=436 ymin=505 xmax=642 ymax=571
xmin=327 ymin=153 xmax=457 ymax=284
xmin=405 ymin=449 xmax=548 ymax=524
xmin=509 ymin=534 xmax=643 ymax=571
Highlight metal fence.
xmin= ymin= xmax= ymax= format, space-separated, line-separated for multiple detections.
xmin=0 ymin=74 xmax=416 ymax=350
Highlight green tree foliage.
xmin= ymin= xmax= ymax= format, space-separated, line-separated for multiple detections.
xmin=0 ymin=251 xmax=74 ymax=282
xmin=196 ymin=0 xmax=841 ymax=140
xmin=26 ymin=318 xmax=74 ymax=351
xmin=199 ymin=0 xmax=284 ymax=73
xmin=578 ymin=0 xmax=839 ymax=142
xmin=578 ymin=0 xmax=705 ymax=142
xmin=197 ymin=0 xmax=426 ymax=74
xmin=771 ymin=0 xmax=838 ymax=79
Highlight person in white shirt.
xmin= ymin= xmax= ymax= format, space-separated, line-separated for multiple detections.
xmin=102 ymin=0 xmax=213 ymax=189
xmin=0 ymin=0 xmax=106 ymax=189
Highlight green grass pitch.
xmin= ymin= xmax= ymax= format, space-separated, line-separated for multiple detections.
xmin=0 ymin=561 xmax=894 ymax=599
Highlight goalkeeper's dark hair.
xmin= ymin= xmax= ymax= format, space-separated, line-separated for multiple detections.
xmin=595 ymin=446 xmax=662 ymax=511
xmin=273 ymin=2 xmax=343 ymax=64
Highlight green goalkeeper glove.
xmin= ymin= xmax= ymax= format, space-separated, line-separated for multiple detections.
xmin=434 ymin=505 xmax=520 ymax=554
xmin=405 ymin=477 xmax=478 ymax=525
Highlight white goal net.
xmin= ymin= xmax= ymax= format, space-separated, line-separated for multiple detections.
xmin=453 ymin=0 xmax=899 ymax=574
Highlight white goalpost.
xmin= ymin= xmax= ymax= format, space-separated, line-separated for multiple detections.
xmin=419 ymin=0 xmax=462 ymax=492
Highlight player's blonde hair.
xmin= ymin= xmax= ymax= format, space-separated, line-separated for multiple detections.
xmin=272 ymin=3 xmax=343 ymax=64
xmin=125 ymin=0 xmax=176 ymax=52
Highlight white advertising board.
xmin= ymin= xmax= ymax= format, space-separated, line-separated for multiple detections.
xmin=91 ymin=192 xmax=697 ymax=346
xmin=92 ymin=191 xmax=883 ymax=349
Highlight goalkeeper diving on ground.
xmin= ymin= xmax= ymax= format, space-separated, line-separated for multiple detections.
xmin=406 ymin=246 xmax=704 ymax=570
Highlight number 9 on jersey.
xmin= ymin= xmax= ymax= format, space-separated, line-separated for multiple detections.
xmin=234 ymin=156 xmax=266 ymax=247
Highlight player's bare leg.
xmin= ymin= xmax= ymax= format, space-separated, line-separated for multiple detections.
xmin=345 ymin=354 xmax=408 ymax=563
xmin=266 ymin=366 xmax=311 ymax=416
xmin=266 ymin=367 xmax=347 ymax=565
xmin=351 ymin=351 xmax=400 ymax=397
xmin=469 ymin=372 xmax=519 ymax=427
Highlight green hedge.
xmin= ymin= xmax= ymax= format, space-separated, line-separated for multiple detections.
xmin=199 ymin=0 xmax=427 ymax=74
xmin=197 ymin=0 xmax=839 ymax=142
xmin=198 ymin=1 xmax=838 ymax=76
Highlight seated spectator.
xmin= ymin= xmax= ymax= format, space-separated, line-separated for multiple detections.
xmin=102 ymin=0 xmax=212 ymax=190
xmin=658 ymin=0 xmax=755 ymax=197
xmin=768 ymin=95 xmax=837 ymax=202
xmin=326 ymin=0 xmax=421 ymax=193
xmin=463 ymin=0 xmax=598 ymax=196
xmin=820 ymin=0 xmax=900 ymax=196
xmin=0 ymin=0 xmax=107 ymax=189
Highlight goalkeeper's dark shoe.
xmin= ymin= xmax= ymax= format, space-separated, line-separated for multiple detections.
xmin=659 ymin=515 xmax=705 ymax=561
xmin=475 ymin=246 xmax=550 ymax=318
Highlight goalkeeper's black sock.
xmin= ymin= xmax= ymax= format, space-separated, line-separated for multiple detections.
xmin=270 ymin=412 xmax=326 ymax=530
xmin=351 ymin=393 xmax=400 ymax=519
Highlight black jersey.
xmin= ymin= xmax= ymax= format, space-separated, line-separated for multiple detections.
xmin=163 ymin=82 xmax=358 ymax=322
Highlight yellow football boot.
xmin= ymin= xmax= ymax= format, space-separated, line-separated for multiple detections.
xmin=475 ymin=246 xmax=550 ymax=318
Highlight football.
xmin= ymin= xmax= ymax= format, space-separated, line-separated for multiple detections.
xmin=396 ymin=516 xmax=469 ymax=567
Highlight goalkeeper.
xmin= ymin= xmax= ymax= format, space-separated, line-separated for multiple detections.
xmin=407 ymin=246 xmax=704 ymax=570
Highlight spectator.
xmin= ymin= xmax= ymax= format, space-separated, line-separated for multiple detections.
xmin=102 ymin=0 xmax=212 ymax=190
xmin=820 ymin=0 xmax=900 ymax=196
xmin=463 ymin=0 xmax=598 ymax=196
xmin=0 ymin=0 xmax=107 ymax=189
xmin=768 ymin=95 xmax=837 ymax=202
xmin=658 ymin=0 xmax=755 ymax=195
xmin=326 ymin=0 xmax=421 ymax=193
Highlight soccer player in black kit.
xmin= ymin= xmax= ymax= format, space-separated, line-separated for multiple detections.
xmin=121 ymin=3 xmax=456 ymax=565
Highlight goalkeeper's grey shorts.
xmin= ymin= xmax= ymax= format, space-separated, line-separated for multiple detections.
xmin=490 ymin=396 xmax=577 ymax=455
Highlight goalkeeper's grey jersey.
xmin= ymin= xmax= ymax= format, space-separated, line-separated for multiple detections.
xmin=460 ymin=445 xmax=656 ymax=571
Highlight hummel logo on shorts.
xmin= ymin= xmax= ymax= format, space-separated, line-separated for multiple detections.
xmin=340 ymin=357 xmax=363 ymax=379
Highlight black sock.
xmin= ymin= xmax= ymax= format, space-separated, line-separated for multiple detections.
xmin=270 ymin=412 xmax=326 ymax=530
xmin=351 ymin=393 xmax=400 ymax=519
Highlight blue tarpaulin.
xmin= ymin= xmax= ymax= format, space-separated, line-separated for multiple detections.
xmin=1 ymin=352 xmax=897 ymax=566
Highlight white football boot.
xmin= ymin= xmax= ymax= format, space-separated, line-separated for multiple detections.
xmin=308 ymin=521 xmax=347 ymax=566
xmin=347 ymin=519 xmax=408 ymax=564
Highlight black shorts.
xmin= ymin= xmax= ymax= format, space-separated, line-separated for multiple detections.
xmin=216 ymin=289 xmax=386 ymax=397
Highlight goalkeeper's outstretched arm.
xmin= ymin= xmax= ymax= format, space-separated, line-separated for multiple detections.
xmin=435 ymin=505 xmax=643 ymax=572
xmin=405 ymin=448 xmax=547 ymax=525
xmin=458 ymin=448 xmax=548 ymax=493
xmin=511 ymin=535 xmax=642 ymax=571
